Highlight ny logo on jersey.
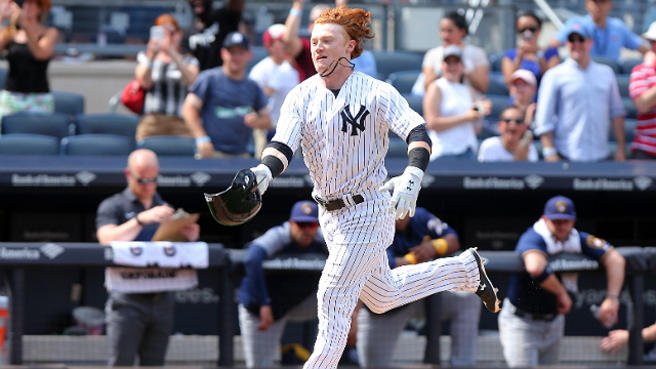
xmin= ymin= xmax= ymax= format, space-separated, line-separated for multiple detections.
xmin=340 ymin=104 xmax=370 ymax=136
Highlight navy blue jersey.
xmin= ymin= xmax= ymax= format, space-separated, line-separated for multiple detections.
xmin=238 ymin=222 xmax=327 ymax=319
xmin=507 ymin=219 xmax=611 ymax=314
xmin=386 ymin=207 xmax=458 ymax=268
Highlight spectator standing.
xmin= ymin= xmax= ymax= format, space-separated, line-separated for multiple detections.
xmin=134 ymin=14 xmax=199 ymax=141
xmin=501 ymin=11 xmax=559 ymax=87
xmin=478 ymin=106 xmax=538 ymax=162
xmin=423 ymin=45 xmax=490 ymax=160
xmin=554 ymin=0 xmax=648 ymax=62
xmin=96 ymin=149 xmax=200 ymax=366
xmin=182 ymin=31 xmax=271 ymax=158
xmin=498 ymin=195 xmax=625 ymax=368
xmin=628 ymin=21 xmax=656 ymax=159
xmin=238 ymin=200 xmax=326 ymax=368
xmin=185 ymin=0 xmax=243 ymax=71
xmin=356 ymin=207 xmax=481 ymax=368
xmin=508 ymin=69 xmax=537 ymax=128
xmin=0 ymin=0 xmax=58 ymax=118
xmin=412 ymin=10 xmax=489 ymax=96
xmin=248 ymin=23 xmax=299 ymax=156
xmin=535 ymin=21 xmax=626 ymax=162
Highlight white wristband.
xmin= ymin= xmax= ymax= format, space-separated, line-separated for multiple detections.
xmin=289 ymin=8 xmax=302 ymax=17
xmin=542 ymin=146 xmax=557 ymax=158
xmin=195 ymin=136 xmax=211 ymax=145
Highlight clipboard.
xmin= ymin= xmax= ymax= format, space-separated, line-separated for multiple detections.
xmin=152 ymin=208 xmax=199 ymax=242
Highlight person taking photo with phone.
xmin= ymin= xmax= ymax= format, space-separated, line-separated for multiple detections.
xmin=0 ymin=0 xmax=58 ymax=118
xmin=133 ymin=14 xmax=200 ymax=142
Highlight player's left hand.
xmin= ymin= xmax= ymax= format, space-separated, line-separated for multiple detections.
xmin=598 ymin=296 xmax=620 ymax=328
xmin=258 ymin=305 xmax=274 ymax=331
xmin=250 ymin=164 xmax=273 ymax=195
xmin=379 ymin=166 xmax=424 ymax=219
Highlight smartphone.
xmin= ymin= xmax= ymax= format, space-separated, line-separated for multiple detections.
xmin=150 ymin=25 xmax=165 ymax=41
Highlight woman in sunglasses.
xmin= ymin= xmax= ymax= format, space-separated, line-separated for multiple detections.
xmin=501 ymin=11 xmax=560 ymax=87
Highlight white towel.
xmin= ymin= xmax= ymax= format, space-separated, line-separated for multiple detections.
xmin=110 ymin=241 xmax=209 ymax=268
xmin=105 ymin=267 xmax=197 ymax=293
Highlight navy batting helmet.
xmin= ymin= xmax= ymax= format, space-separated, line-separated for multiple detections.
xmin=204 ymin=169 xmax=262 ymax=226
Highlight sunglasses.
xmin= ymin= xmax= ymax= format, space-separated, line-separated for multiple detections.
xmin=296 ymin=222 xmax=319 ymax=229
xmin=567 ymin=34 xmax=586 ymax=43
xmin=501 ymin=118 xmax=525 ymax=124
xmin=517 ymin=26 xmax=538 ymax=34
xmin=132 ymin=174 xmax=158 ymax=185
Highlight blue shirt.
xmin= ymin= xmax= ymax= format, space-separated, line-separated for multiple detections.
xmin=558 ymin=15 xmax=645 ymax=62
xmin=386 ymin=207 xmax=457 ymax=268
xmin=238 ymin=222 xmax=326 ymax=319
xmin=351 ymin=50 xmax=378 ymax=78
xmin=189 ymin=68 xmax=267 ymax=154
xmin=502 ymin=47 xmax=559 ymax=84
xmin=507 ymin=224 xmax=610 ymax=315
xmin=534 ymin=58 xmax=625 ymax=161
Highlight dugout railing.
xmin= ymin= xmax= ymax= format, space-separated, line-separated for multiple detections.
xmin=0 ymin=243 xmax=653 ymax=366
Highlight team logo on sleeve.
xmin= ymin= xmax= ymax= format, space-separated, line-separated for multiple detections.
xmin=586 ymin=235 xmax=607 ymax=249
xmin=340 ymin=104 xmax=369 ymax=136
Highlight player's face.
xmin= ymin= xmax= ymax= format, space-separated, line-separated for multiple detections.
xmin=544 ymin=217 xmax=575 ymax=241
xmin=290 ymin=221 xmax=319 ymax=247
xmin=310 ymin=23 xmax=355 ymax=75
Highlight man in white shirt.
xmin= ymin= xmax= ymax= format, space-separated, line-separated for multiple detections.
xmin=478 ymin=106 xmax=538 ymax=162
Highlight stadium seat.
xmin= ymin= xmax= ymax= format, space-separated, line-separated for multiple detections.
xmin=616 ymin=74 xmax=630 ymax=98
xmin=372 ymin=51 xmax=423 ymax=80
xmin=486 ymin=94 xmax=512 ymax=122
xmin=623 ymin=97 xmax=638 ymax=120
xmin=247 ymin=46 xmax=268 ymax=72
xmin=620 ymin=58 xmax=641 ymax=74
xmin=0 ymin=68 xmax=6 ymax=90
xmin=53 ymin=91 xmax=85 ymax=117
xmin=1 ymin=112 xmax=72 ymax=138
xmin=403 ymin=93 xmax=423 ymax=116
xmin=75 ymin=113 xmax=139 ymax=138
xmin=386 ymin=70 xmax=420 ymax=95
xmin=137 ymin=135 xmax=195 ymax=156
xmin=488 ymin=71 xmax=509 ymax=95
xmin=592 ymin=57 xmax=621 ymax=73
xmin=61 ymin=134 xmax=134 ymax=156
xmin=488 ymin=52 xmax=503 ymax=72
xmin=387 ymin=135 xmax=408 ymax=158
xmin=0 ymin=133 xmax=60 ymax=155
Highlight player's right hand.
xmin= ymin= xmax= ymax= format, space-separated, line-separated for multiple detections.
xmin=195 ymin=141 xmax=215 ymax=159
xmin=250 ymin=164 xmax=273 ymax=195
xmin=379 ymin=166 xmax=424 ymax=220
xmin=258 ymin=305 xmax=274 ymax=331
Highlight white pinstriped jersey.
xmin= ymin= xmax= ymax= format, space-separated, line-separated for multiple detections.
xmin=272 ymin=71 xmax=424 ymax=199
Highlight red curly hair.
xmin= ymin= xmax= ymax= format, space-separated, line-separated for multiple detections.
xmin=314 ymin=6 xmax=374 ymax=59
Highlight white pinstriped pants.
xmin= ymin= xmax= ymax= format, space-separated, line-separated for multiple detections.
xmin=302 ymin=192 xmax=481 ymax=369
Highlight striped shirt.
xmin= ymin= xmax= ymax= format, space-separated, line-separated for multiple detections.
xmin=273 ymin=71 xmax=423 ymax=199
xmin=629 ymin=63 xmax=656 ymax=155
xmin=137 ymin=52 xmax=199 ymax=116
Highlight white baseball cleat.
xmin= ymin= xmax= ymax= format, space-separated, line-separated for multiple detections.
xmin=469 ymin=247 xmax=501 ymax=313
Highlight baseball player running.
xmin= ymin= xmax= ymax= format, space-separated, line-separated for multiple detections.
xmin=242 ymin=5 xmax=500 ymax=369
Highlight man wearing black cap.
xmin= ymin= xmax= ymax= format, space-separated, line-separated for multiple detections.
xmin=237 ymin=200 xmax=326 ymax=368
xmin=535 ymin=21 xmax=626 ymax=162
xmin=498 ymin=195 xmax=626 ymax=367
xmin=182 ymin=31 xmax=271 ymax=158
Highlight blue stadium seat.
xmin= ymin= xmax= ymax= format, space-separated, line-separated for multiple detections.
xmin=386 ymin=70 xmax=420 ymax=95
xmin=75 ymin=113 xmax=139 ymax=138
xmin=593 ymin=57 xmax=621 ymax=73
xmin=486 ymin=94 xmax=512 ymax=122
xmin=0 ymin=68 xmax=6 ymax=90
xmin=61 ymin=134 xmax=134 ymax=156
xmin=1 ymin=112 xmax=72 ymax=138
xmin=53 ymin=91 xmax=85 ymax=117
xmin=0 ymin=133 xmax=60 ymax=155
xmin=488 ymin=71 xmax=509 ymax=95
xmin=372 ymin=51 xmax=423 ymax=80
xmin=616 ymin=74 xmax=631 ymax=98
xmin=623 ymin=97 xmax=638 ymax=120
xmin=620 ymin=58 xmax=642 ymax=74
xmin=488 ymin=52 xmax=503 ymax=72
xmin=247 ymin=46 xmax=269 ymax=73
xmin=387 ymin=135 xmax=408 ymax=158
xmin=137 ymin=135 xmax=195 ymax=156
xmin=402 ymin=93 xmax=423 ymax=116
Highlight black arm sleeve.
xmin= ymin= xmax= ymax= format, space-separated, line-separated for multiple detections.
xmin=262 ymin=141 xmax=294 ymax=178
xmin=406 ymin=124 xmax=431 ymax=171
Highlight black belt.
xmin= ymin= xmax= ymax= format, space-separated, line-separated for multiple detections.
xmin=314 ymin=194 xmax=364 ymax=211
xmin=513 ymin=307 xmax=557 ymax=322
